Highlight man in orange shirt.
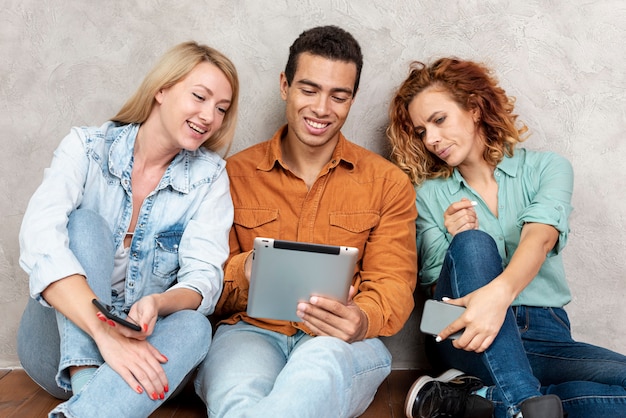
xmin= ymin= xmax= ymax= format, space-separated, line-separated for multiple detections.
xmin=195 ymin=25 xmax=417 ymax=417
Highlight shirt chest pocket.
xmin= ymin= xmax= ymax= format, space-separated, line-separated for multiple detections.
xmin=234 ymin=208 xmax=280 ymax=242
xmin=153 ymin=230 xmax=183 ymax=281
xmin=329 ymin=211 xmax=380 ymax=254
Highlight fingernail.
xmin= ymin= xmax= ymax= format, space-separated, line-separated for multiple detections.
xmin=143 ymin=324 xmax=148 ymax=332
xmin=107 ymin=320 xmax=116 ymax=327
xmin=435 ymin=336 xmax=442 ymax=343
xmin=136 ymin=385 xmax=143 ymax=394
xmin=164 ymin=385 xmax=169 ymax=393
xmin=152 ymin=392 xmax=158 ymax=400
xmin=471 ymin=201 xmax=478 ymax=206
xmin=159 ymin=392 xmax=165 ymax=400
xmin=96 ymin=313 xmax=106 ymax=322
xmin=442 ymin=297 xmax=450 ymax=301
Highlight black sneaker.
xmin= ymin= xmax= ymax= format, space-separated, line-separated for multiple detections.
xmin=405 ymin=369 xmax=494 ymax=418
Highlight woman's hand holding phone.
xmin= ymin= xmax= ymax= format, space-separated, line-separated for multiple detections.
xmin=420 ymin=299 xmax=466 ymax=340
xmin=445 ymin=281 xmax=512 ymax=353
xmin=91 ymin=298 xmax=168 ymax=399
xmin=92 ymin=299 xmax=142 ymax=331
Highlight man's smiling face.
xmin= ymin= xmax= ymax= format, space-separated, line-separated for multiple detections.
xmin=280 ymin=52 xmax=356 ymax=152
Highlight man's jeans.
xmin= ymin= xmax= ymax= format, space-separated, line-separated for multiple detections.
xmin=195 ymin=321 xmax=392 ymax=418
xmin=432 ymin=230 xmax=626 ymax=418
xmin=17 ymin=209 xmax=212 ymax=418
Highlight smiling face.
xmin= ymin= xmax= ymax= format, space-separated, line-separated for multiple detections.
xmin=154 ymin=61 xmax=233 ymax=152
xmin=408 ymin=88 xmax=484 ymax=168
xmin=280 ymin=52 xmax=356 ymax=153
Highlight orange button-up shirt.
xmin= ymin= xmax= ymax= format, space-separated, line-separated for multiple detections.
xmin=214 ymin=126 xmax=417 ymax=339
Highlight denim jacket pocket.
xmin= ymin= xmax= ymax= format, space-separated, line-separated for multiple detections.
xmin=233 ymin=208 xmax=280 ymax=240
xmin=153 ymin=230 xmax=183 ymax=282
xmin=329 ymin=211 xmax=380 ymax=254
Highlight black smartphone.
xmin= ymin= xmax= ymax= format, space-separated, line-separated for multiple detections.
xmin=420 ymin=299 xmax=466 ymax=340
xmin=92 ymin=299 xmax=142 ymax=331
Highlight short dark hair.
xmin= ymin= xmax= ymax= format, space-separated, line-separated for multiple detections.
xmin=284 ymin=25 xmax=363 ymax=94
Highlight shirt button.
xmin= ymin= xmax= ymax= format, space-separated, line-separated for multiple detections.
xmin=128 ymin=282 xmax=134 ymax=288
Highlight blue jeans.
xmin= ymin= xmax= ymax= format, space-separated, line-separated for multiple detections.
xmin=195 ymin=321 xmax=392 ymax=418
xmin=434 ymin=230 xmax=626 ymax=418
xmin=432 ymin=230 xmax=626 ymax=418
xmin=17 ymin=209 xmax=213 ymax=418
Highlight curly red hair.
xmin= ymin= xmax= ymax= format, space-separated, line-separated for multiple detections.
xmin=386 ymin=58 xmax=528 ymax=185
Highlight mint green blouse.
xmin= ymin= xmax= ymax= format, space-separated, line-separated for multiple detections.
xmin=415 ymin=148 xmax=573 ymax=307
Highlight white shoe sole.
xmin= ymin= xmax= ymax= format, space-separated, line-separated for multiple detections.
xmin=404 ymin=369 xmax=465 ymax=418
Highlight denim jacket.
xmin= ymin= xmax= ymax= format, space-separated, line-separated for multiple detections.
xmin=19 ymin=121 xmax=233 ymax=315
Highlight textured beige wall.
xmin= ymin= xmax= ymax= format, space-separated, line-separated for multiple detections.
xmin=1 ymin=0 xmax=624 ymax=369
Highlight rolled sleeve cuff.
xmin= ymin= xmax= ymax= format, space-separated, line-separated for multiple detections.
xmin=224 ymin=251 xmax=251 ymax=290
xmin=214 ymin=251 xmax=252 ymax=315
xmin=356 ymin=300 xmax=382 ymax=340
xmin=517 ymin=203 xmax=571 ymax=255
xmin=169 ymin=276 xmax=223 ymax=316
xmin=27 ymin=252 xmax=86 ymax=307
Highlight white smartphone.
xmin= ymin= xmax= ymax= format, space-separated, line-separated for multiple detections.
xmin=420 ymin=299 xmax=466 ymax=340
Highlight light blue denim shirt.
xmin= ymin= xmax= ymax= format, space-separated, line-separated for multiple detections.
xmin=415 ymin=148 xmax=573 ymax=307
xmin=19 ymin=121 xmax=233 ymax=315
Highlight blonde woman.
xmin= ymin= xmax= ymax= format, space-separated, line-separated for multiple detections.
xmin=17 ymin=41 xmax=238 ymax=418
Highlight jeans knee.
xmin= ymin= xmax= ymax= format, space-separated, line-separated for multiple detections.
xmin=165 ymin=310 xmax=212 ymax=347
xmin=295 ymin=337 xmax=391 ymax=376
xmin=67 ymin=209 xmax=115 ymax=259
xmin=68 ymin=209 xmax=107 ymax=233
xmin=450 ymin=229 xmax=493 ymax=250
xmin=438 ymin=230 xmax=504 ymax=297
xmin=297 ymin=337 xmax=352 ymax=367
xmin=448 ymin=230 xmax=501 ymax=266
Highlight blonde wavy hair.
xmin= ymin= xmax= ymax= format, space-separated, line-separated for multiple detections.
xmin=386 ymin=58 xmax=527 ymax=185
xmin=112 ymin=41 xmax=239 ymax=154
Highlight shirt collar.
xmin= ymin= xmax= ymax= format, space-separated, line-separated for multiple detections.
xmin=257 ymin=124 xmax=356 ymax=172
xmin=109 ymin=123 xmax=194 ymax=194
xmin=448 ymin=151 xmax=520 ymax=194
xmin=109 ymin=123 xmax=138 ymax=179
xmin=497 ymin=151 xmax=520 ymax=177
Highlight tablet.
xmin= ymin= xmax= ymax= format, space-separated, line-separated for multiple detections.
xmin=247 ymin=237 xmax=359 ymax=322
